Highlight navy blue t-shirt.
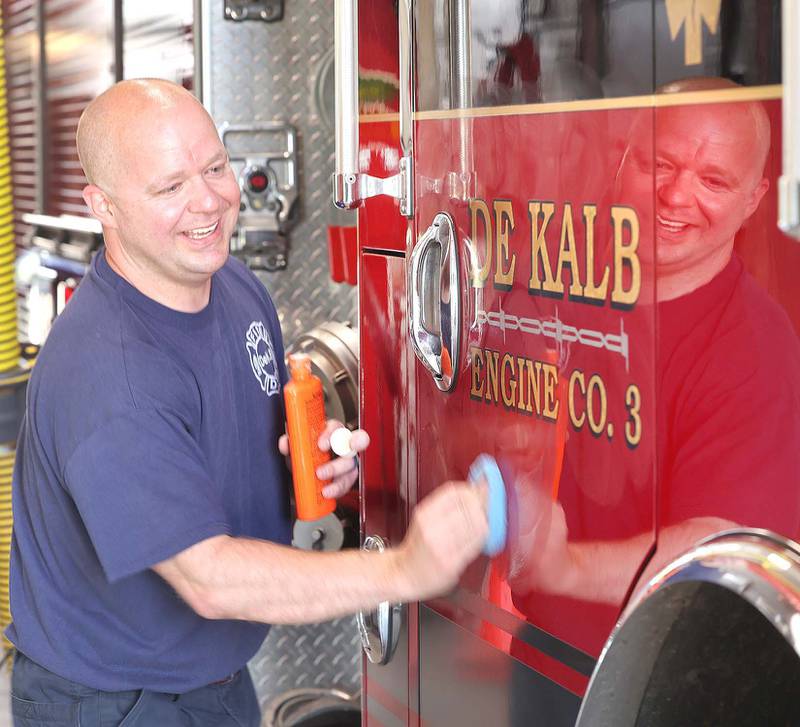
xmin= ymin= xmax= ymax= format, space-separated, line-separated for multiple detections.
xmin=6 ymin=250 xmax=292 ymax=692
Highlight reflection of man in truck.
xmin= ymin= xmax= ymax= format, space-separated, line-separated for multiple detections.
xmin=507 ymin=77 xmax=800 ymax=607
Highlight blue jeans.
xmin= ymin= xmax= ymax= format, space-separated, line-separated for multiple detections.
xmin=10 ymin=651 xmax=262 ymax=726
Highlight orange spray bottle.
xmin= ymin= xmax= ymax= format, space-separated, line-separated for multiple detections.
xmin=284 ymin=353 xmax=344 ymax=550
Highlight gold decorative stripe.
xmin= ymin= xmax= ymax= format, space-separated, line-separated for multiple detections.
xmin=358 ymin=112 xmax=399 ymax=124
xmin=358 ymin=85 xmax=783 ymax=124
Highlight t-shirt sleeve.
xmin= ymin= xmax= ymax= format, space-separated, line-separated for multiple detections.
xmin=64 ymin=408 xmax=231 ymax=583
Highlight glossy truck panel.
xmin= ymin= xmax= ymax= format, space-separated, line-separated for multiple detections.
xmin=358 ymin=0 xmax=799 ymax=723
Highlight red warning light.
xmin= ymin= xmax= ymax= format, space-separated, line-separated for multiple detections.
xmin=248 ymin=171 xmax=269 ymax=193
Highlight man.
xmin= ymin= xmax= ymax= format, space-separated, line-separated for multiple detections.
xmin=507 ymin=77 xmax=800 ymax=606
xmin=7 ymin=79 xmax=489 ymax=726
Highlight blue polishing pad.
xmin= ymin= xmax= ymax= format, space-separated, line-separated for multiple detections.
xmin=469 ymin=454 xmax=507 ymax=557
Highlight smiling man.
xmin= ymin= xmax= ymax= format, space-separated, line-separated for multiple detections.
xmin=6 ymin=79 xmax=489 ymax=726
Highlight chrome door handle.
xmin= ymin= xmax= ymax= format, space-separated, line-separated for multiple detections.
xmin=408 ymin=213 xmax=460 ymax=392
xmin=357 ymin=535 xmax=402 ymax=665
xmin=332 ymin=0 xmax=414 ymax=216
xmin=780 ymin=0 xmax=800 ymax=239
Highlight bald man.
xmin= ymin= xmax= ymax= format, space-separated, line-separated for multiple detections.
xmin=7 ymin=79 xmax=488 ymax=726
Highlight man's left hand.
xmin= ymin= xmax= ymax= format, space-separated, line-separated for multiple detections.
xmin=278 ymin=420 xmax=370 ymax=499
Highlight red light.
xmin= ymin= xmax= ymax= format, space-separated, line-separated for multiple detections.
xmin=248 ymin=172 xmax=269 ymax=193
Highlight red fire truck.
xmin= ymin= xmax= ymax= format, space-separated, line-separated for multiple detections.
xmin=339 ymin=1 xmax=800 ymax=724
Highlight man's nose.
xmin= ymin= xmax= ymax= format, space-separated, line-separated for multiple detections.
xmin=188 ymin=176 xmax=223 ymax=213
xmin=657 ymin=169 xmax=694 ymax=208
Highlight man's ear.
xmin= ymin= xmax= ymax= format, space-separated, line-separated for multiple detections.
xmin=82 ymin=185 xmax=117 ymax=229
xmin=744 ymin=177 xmax=769 ymax=220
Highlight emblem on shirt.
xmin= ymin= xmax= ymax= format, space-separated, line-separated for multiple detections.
xmin=245 ymin=321 xmax=280 ymax=396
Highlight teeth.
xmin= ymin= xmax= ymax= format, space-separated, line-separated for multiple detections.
xmin=657 ymin=214 xmax=687 ymax=231
xmin=185 ymin=222 xmax=218 ymax=239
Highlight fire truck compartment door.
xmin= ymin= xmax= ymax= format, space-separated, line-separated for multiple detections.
xmin=408 ymin=212 xmax=460 ymax=392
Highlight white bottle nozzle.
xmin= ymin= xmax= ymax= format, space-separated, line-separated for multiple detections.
xmin=330 ymin=427 xmax=355 ymax=457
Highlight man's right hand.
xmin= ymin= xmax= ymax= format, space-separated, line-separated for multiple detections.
xmin=154 ymin=480 xmax=489 ymax=625
xmin=394 ymin=481 xmax=489 ymax=602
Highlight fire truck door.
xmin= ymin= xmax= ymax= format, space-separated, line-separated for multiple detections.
xmin=359 ymin=251 xmax=412 ymax=725
xmin=409 ymin=2 xmax=658 ymax=724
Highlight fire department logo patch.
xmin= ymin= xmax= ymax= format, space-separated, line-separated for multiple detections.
xmin=245 ymin=321 xmax=279 ymax=396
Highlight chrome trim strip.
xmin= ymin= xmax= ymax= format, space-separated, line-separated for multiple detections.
xmin=779 ymin=0 xmax=800 ymax=238
xmin=333 ymin=0 xmax=359 ymax=189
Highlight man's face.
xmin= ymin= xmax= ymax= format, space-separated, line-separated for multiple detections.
xmin=617 ymin=102 xmax=768 ymax=287
xmin=652 ymin=104 xmax=767 ymax=274
xmin=107 ymin=99 xmax=240 ymax=290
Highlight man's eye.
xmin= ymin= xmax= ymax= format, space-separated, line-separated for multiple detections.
xmin=703 ymin=177 xmax=728 ymax=191
xmin=207 ymin=162 xmax=228 ymax=176
xmin=161 ymin=183 xmax=182 ymax=195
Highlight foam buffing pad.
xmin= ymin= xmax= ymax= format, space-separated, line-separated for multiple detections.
xmin=468 ymin=454 xmax=507 ymax=557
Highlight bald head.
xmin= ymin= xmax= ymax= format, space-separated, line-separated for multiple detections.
xmin=657 ymin=76 xmax=771 ymax=176
xmin=76 ymin=79 xmax=208 ymax=193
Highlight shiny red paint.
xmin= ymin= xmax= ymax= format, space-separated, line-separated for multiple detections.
xmin=357 ymin=2 xmax=797 ymax=725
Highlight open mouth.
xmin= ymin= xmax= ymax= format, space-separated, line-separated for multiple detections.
xmin=183 ymin=221 xmax=220 ymax=240
xmin=656 ymin=214 xmax=690 ymax=234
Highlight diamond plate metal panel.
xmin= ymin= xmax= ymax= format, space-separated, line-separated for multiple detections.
xmin=206 ymin=0 xmax=357 ymax=346
xmin=248 ymin=617 xmax=362 ymax=711
xmin=205 ymin=0 xmax=362 ymax=705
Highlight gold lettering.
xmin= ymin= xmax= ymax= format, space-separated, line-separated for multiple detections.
xmin=611 ymin=206 xmax=641 ymax=307
xmin=501 ymin=353 xmax=517 ymax=408
xmin=555 ymin=203 xmax=583 ymax=298
xmin=469 ymin=199 xmax=493 ymax=288
xmin=493 ymin=200 xmax=516 ymax=289
xmin=542 ymin=363 xmax=559 ymax=421
xmin=524 ymin=358 xmax=543 ymax=415
xmin=470 ymin=346 xmax=485 ymax=399
xmin=516 ymin=357 xmax=528 ymax=412
xmin=485 ymin=349 xmax=500 ymax=404
xmin=528 ymin=202 xmax=558 ymax=293
xmin=569 ymin=370 xmax=586 ymax=428
xmin=582 ymin=204 xmax=609 ymax=301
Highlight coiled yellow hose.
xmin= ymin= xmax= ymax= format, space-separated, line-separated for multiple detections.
xmin=0 ymin=7 xmax=15 ymax=371
xmin=0 ymin=5 xmax=24 ymax=657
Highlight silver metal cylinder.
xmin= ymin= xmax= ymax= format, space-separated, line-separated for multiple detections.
xmin=334 ymin=0 xmax=359 ymax=190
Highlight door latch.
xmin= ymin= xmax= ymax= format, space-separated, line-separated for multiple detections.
xmin=224 ymin=0 xmax=284 ymax=22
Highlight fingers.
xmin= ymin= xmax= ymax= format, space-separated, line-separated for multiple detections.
xmin=347 ymin=429 xmax=370 ymax=454
xmin=317 ymin=420 xmax=345 ymax=451
xmin=282 ymin=421 xmax=369 ymax=500
xmin=317 ymin=452 xmax=359 ymax=498
xmin=317 ymin=423 xmax=370 ymax=455
xmin=417 ymin=482 xmax=489 ymax=560
xmin=278 ymin=434 xmax=289 ymax=457
xmin=315 ymin=423 xmax=369 ymax=500
xmin=399 ymin=481 xmax=490 ymax=600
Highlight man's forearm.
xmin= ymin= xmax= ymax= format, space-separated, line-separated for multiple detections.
xmin=550 ymin=517 xmax=736 ymax=604
xmin=155 ymin=534 xmax=411 ymax=624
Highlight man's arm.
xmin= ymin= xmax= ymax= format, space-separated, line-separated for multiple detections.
xmin=153 ymin=481 xmax=489 ymax=624
xmin=507 ymin=492 xmax=734 ymax=606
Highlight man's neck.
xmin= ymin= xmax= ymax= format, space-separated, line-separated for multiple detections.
xmin=104 ymin=248 xmax=211 ymax=313
xmin=656 ymin=248 xmax=733 ymax=303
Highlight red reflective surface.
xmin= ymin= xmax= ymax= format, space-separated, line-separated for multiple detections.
xmin=414 ymin=107 xmax=657 ymax=687
xmin=358 ymin=1 xmax=797 ymax=725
